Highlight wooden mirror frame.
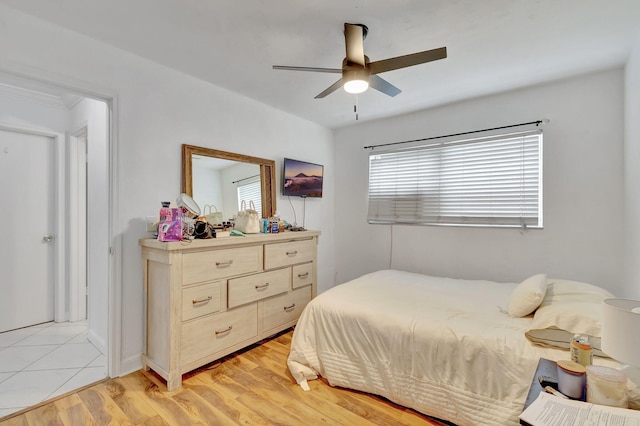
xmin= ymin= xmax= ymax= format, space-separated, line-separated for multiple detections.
xmin=181 ymin=144 xmax=276 ymax=219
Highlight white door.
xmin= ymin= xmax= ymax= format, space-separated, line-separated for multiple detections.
xmin=0 ymin=129 xmax=55 ymax=332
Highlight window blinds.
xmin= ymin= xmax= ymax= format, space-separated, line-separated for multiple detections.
xmin=367 ymin=130 xmax=542 ymax=227
xmin=237 ymin=178 xmax=262 ymax=214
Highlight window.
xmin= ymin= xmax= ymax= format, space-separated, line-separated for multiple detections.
xmin=237 ymin=178 xmax=262 ymax=214
xmin=367 ymin=130 xmax=543 ymax=227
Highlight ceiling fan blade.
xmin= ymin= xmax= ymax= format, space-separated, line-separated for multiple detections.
xmin=273 ymin=65 xmax=342 ymax=73
xmin=314 ymin=78 xmax=344 ymax=99
xmin=368 ymin=47 xmax=447 ymax=75
xmin=369 ymin=75 xmax=401 ymax=97
xmin=344 ymin=23 xmax=366 ymax=66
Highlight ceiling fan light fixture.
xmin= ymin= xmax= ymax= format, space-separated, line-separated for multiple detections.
xmin=344 ymin=79 xmax=369 ymax=94
xmin=272 ymin=23 xmax=447 ymax=100
xmin=343 ymin=68 xmax=370 ymax=94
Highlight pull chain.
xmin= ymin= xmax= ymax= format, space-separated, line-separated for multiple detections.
xmin=354 ymin=96 xmax=359 ymax=121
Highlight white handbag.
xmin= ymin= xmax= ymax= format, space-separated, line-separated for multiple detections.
xmin=203 ymin=204 xmax=224 ymax=225
xmin=234 ymin=200 xmax=261 ymax=234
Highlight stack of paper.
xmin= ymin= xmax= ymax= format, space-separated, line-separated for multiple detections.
xmin=520 ymin=392 xmax=640 ymax=426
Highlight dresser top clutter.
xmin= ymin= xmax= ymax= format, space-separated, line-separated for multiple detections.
xmin=139 ymin=230 xmax=320 ymax=250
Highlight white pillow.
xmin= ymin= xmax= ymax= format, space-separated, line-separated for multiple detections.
xmin=507 ymin=273 xmax=547 ymax=317
xmin=524 ymin=279 xmax=614 ymax=356
xmin=539 ymin=279 xmax=613 ymax=305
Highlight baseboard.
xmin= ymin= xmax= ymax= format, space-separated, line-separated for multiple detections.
xmin=118 ymin=353 xmax=143 ymax=377
xmin=86 ymin=327 xmax=142 ymax=378
xmin=87 ymin=328 xmax=106 ymax=355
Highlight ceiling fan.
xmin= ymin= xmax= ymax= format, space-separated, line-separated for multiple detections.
xmin=273 ymin=23 xmax=447 ymax=99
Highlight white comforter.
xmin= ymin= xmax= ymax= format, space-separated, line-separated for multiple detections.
xmin=288 ymin=270 xmax=588 ymax=425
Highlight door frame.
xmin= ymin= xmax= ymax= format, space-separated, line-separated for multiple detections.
xmin=68 ymin=126 xmax=88 ymax=322
xmin=0 ymin=121 xmax=66 ymax=323
xmin=0 ymin=68 xmax=120 ymax=379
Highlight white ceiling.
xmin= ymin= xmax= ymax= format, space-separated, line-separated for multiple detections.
xmin=1 ymin=0 xmax=639 ymax=129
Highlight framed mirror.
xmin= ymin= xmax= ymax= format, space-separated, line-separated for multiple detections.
xmin=182 ymin=144 xmax=276 ymax=220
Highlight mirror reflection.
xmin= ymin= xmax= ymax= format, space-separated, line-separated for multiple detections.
xmin=182 ymin=144 xmax=276 ymax=219
xmin=191 ymin=155 xmax=261 ymax=221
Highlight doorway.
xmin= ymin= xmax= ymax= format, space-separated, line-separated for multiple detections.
xmin=0 ymin=74 xmax=112 ymax=417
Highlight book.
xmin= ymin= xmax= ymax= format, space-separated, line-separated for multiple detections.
xmin=520 ymin=391 xmax=640 ymax=426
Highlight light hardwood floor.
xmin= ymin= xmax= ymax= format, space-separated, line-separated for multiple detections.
xmin=0 ymin=329 xmax=450 ymax=425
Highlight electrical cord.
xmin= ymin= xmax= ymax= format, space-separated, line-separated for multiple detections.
xmin=287 ymin=195 xmax=307 ymax=231
xmin=287 ymin=196 xmax=298 ymax=226
xmin=302 ymin=196 xmax=306 ymax=229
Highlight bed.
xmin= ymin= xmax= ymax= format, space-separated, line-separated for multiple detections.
xmin=287 ymin=269 xmax=621 ymax=425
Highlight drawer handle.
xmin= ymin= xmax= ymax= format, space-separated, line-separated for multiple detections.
xmin=297 ymin=272 xmax=309 ymax=279
xmin=255 ymin=282 xmax=270 ymax=290
xmin=286 ymin=250 xmax=298 ymax=256
xmin=215 ymin=260 xmax=233 ymax=267
xmin=215 ymin=326 xmax=232 ymax=335
xmin=284 ymin=303 xmax=296 ymax=311
xmin=192 ymin=296 xmax=213 ymax=304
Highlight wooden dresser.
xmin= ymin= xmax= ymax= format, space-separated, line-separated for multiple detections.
xmin=139 ymin=230 xmax=319 ymax=390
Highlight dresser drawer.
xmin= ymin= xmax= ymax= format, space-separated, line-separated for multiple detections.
xmin=228 ymin=268 xmax=290 ymax=309
xmin=183 ymin=246 xmax=261 ymax=285
xmin=264 ymin=239 xmax=316 ymax=270
xmin=262 ymin=286 xmax=312 ymax=331
xmin=182 ymin=281 xmax=223 ymax=322
xmin=292 ymin=263 xmax=313 ymax=289
xmin=181 ymin=304 xmax=258 ymax=366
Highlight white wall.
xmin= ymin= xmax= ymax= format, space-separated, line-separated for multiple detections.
xmin=335 ymin=68 xmax=625 ymax=295
xmin=0 ymin=4 xmax=335 ymax=376
xmin=623 ymin=35 xmax=640 ymax=300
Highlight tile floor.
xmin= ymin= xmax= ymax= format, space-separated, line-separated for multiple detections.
xmin=0 ymin=320 xmax=106 ymax=418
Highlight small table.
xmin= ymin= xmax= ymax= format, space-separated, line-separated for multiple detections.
xmin=521 ymin=358 xmax=558 ymax=425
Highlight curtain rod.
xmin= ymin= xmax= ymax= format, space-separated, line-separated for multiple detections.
xmin=232 ymin=174 xmax=260 ymax=184
xmin=363 ymin=119 xmax=547 ymax=150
